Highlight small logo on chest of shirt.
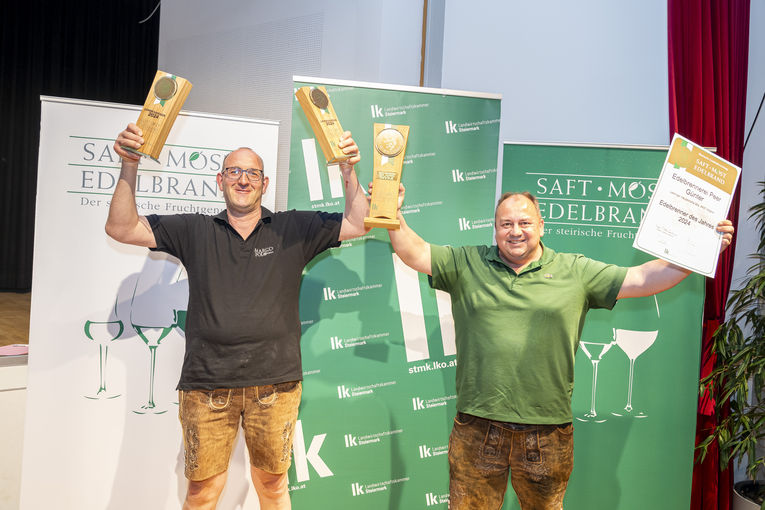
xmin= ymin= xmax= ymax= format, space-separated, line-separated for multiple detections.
xmin=543 ymin=273 xmax=554 ymax=279
xmin=253 ymin=246 xmax=275 ymax=257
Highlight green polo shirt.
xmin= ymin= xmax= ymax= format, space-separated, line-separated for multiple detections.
xmin=430 ymin=242 xmax=627 ymax=424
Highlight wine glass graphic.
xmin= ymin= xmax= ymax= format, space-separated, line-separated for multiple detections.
xmin=129 ymin=257 xmax=187 ymax=415
xmin=612 ymin=328 xmax=658 ymax=417
xmin=577 ymin=341 xmax=614 ymax=423
xmin=611 ymin=295 xmax=661 ymax=418
xmin=83 ymin=319 xmax=124 ymax=399
xmin=131 ymin=317 xmax=178 ymax=414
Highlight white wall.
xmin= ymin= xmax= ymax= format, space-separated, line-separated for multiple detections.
xmin=440 ymin=0 xmax=669 ymax=146
xmin=158 ymin=0 xmax=425 ymax=211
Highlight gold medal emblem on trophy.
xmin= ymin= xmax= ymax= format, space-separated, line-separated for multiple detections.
xmin=295 ymin=85 xmax=351 ymax=164
xmin=364 ymin=123 xmax=410 ymax=230
xmin=121 ymin=70 xmax=192 ymax=163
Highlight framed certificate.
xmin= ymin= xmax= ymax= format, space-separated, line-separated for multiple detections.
xmin=633 ymin=133 xmax=740 ymax=276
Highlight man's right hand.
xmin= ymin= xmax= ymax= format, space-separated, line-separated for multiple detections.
xmin=367 ymin=182 xmax=406 ymax=216
xmin=114 ymin=123 xmax=144 ymax=162
xmin=105 ymin=123 xmax=157 ymax=248
xmin=394 ymin=183 xmax=405 ymax=213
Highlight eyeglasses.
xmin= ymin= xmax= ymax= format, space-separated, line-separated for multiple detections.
xmin=497 ymin=220 xmax=537 ymax=230
xmin=223 ymin=166 xmax=264 ymax=182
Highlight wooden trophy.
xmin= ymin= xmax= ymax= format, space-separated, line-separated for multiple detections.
xmin=364 ymin=123 xmax=410 ymax=230
xmin=295 ymin=86 xmax=351 ymax=164
xmin=122 ymin=70 xmax=192 ymax=163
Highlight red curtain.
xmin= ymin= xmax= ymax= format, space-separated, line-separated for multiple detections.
xmin=668 ymin=0 xmax=750 ymax=509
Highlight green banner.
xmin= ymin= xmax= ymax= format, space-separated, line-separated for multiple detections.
xmin=287 ymin=78 xmax=500 ymax=508
xmin=502 ymin=142 xmax=704 ymax=510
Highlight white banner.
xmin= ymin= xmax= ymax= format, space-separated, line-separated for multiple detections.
xmin=21 ymin=97 xmax=279 ymax=510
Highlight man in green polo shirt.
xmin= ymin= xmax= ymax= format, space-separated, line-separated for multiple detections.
xmin=387 ymin=189 xmax=734 ymax=510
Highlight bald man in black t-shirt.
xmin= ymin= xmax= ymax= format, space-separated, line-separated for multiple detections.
xmin=108 ymin=123 xmax=369 ymax=510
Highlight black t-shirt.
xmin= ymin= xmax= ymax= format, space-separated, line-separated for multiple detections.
xmin=147 ymin=208 xmax=342 ymax=390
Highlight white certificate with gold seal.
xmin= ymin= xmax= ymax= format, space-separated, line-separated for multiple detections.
xmin=633 ymin=133 xmax=740 ymax=277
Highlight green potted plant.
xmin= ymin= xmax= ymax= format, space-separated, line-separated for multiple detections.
xmin=698 ymin=181 xmax=765 ymax=510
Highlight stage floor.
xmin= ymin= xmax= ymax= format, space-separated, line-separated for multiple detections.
xmin=0 ymin=292 xmax=30 ymax=348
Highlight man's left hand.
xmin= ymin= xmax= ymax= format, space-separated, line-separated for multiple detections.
xmin=716 ymin=219 xmax=735 ymax=253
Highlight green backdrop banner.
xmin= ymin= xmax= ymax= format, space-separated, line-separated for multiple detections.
xmin=502 ymin=142 xmax=704 ymax=510
xmin=287 ymin=78 xmax=500 ymax=508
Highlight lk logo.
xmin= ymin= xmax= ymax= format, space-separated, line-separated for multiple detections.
xmin=292 ymin=420 xmax=333 ymax=482
xmin=323 ymin=287 xmax=337 ymax=300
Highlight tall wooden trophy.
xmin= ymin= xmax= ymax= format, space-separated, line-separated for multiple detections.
xmin=295 ymin=86 xmax=351 ymax=164
xmin=121 ymin=70 xmax=192 ymax=163
xmin=364 ymin=123 xmax=410 ymax=230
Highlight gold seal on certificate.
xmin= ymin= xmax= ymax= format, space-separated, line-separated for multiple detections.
xmin=364 ymin=123 xmax=410 ymax=230
xmin=295 ymin=86 xmax=351 ymax=164
xmin=122 ymin=70 xmax=193 ymax=164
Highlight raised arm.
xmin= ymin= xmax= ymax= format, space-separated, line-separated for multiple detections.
xmin=104 ymin=124 xmax=157 ymax=248
xmin=386 ymin=184 xmax=432 ymax=276
xmin=337 ymin=131 xmax=370 ymax=241
xmin=616 ymin=219 xmax=734 ymax=299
